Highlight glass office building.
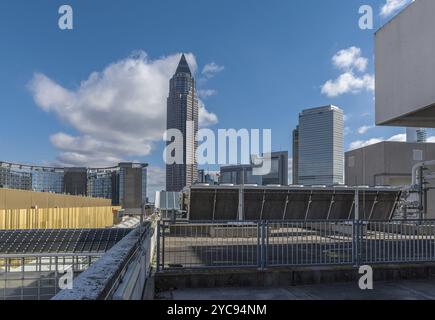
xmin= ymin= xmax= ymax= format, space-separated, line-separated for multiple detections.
xmin=0 ymin=162 xmax=148 ymax=208
xmin=31 ymin=168 xmax=64 ymax=193
xmin=87 ymin=170 xmax=116 ymax=200
xmin=0 ymin=165 xmax=32 ymax=190
xmin=166 ymin=54 xmax=199 ymax=192
xmin=296 ymin=105 xmax=344 ymax=186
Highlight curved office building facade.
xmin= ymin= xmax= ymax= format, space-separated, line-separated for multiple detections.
xmin=0 ymin=162 xmax=147 ymax=208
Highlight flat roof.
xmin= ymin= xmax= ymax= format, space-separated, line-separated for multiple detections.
xmin=189 ymin=184 xmax=400 ymax=192
xmin=346 ymin=140 xmax=435 ymax=153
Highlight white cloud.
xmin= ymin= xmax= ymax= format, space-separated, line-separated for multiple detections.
xmin=198 ymin=99 xmax=219 ymax=127
xmin=349 ymin=138 xmax=384 ymax=151
xmin=321 ymin=47 xmax=374 ymax=98
xmin=387 ymin=133 xmax=407 ymax=142
xmin=357 ymin=125 xmax=374 ymax=135
xmin=332 ymin=47 xmax=368 ymax=72
xmin=202 ymin=62 xmax=224 ymax=79
xmin=381 ymin=0 xmax=414 ymax=18
xmin=349 ymin=133 xmax=408 ymax=150
xmin=321 ymin=72 xmax=374 ymax=98
xmin=29 ymin=51 xmax=218 ymax=167
xmin=198 ymin=89 xmax=218 ymax=99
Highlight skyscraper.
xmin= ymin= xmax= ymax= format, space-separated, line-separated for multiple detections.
xmin=292 ymin=126 xmax=299 ymax=185
xmin=297 ymin=105 xmax=344 ymax=186
xmin=406 ymin=128 xmax=428 ymax=143
xmin=166 ymin=54 xmax=199 ymax=192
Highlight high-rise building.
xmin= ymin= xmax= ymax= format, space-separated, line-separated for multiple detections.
xmin=119 ymin=162 xmax=147 ymax=210
xmin=292 ymin=126 xmax=299 ymax=185
xmin=166 ymin=54 xmax=199 ymax=192
xmin=406 ymin=128 xmax=428 ymax=143
xmin=297 ymin=105 xmax=344 ymax=186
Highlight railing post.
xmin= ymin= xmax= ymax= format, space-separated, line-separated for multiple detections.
xmin=257 ymin=222 xmax=261 ymax=269
xmin=353 ymin=188 xmax=360 ymax=267
xmin=352 ymin=220 xmax=360 ymax=267
xmin=260 ymin=221 xmax=268 ymax=270
xmin=156 ymin=221 xmax=161 ymax=272
xmin=353 ymin=220 xmax=364 ymax=267
xmin=265 ymin=221 xmax=269 ymax=269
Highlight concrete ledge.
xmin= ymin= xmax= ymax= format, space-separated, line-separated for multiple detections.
xmin=142 ymin=275 xmax=155 ymax=300
xmin=52 ymin=224 xmax=148 ymax=300
xmin=155 ymin=263 xmax=435 ymax=293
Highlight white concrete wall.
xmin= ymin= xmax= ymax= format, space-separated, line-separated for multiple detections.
xmin=376 ymin=0 xmax=435 ymax=126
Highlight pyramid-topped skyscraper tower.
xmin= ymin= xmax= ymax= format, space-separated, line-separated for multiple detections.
xmin=166 ymin=54 xmax=199 ymax=192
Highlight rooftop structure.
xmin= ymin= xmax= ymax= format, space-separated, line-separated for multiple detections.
xmin=184 ymin=185 xmax=401 ymax=221
xmin=376 ymin=0 xmax=435 ymax=127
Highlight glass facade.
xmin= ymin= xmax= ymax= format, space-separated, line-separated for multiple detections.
xmin=87 ymin=170 xmax=115 ymax=200
xmin=298 ymin=105 xmax=344 ymax=186
xmin=31 ymin=169 xmax=64 ymax=193
xmin=0 ymin=162 xmax=148 ymax=208
xmin=0 ymin=166 xmax=32 ymax=190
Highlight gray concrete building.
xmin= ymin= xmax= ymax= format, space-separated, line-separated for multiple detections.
xmin=374 ymin=0 xmax=435 ymax=219
xmin=297 ymin=105 xmax=344 ymax=186
xmin=376 ymin=0 xmax=435 ymax=127
xmin=345 ymin=141 xmax=435 ymax=218
xmin=166 ymin=54 xmax=199 ymax=192
xmin=345 ymin=141 xmax=435 ymax=187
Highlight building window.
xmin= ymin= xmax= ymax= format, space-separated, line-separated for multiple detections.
xmin=413 ymin=150 xmax=423 ymax=161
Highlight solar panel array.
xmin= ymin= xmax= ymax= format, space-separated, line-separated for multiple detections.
xmin=187 ymin=186 xmax=401 ymax=221
xmin=0 ymin=228 xmax=132 ymax=255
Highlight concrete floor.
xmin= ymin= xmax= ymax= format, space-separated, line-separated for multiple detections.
xmin=158 ymin=278 xmax=435 ymax=300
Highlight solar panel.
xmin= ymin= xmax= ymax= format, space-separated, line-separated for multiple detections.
xmin=187 ymin=186 xmax=401 ymax=221
xmin=0 ymin=228 xmax=133 ymax=255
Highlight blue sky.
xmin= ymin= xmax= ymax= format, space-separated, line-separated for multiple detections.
xmin=0 ymin=0 xmax=423 ymax=192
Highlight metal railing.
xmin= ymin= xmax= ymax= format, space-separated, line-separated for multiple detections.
xmin=360 ymin=220 xmax=435 ymax=265
xmin=1 ymin=254 xmax=100 ymax=300
xmin=157 ymin=219 xmax=435 ymax=271
xmin=53 ymin=220 xmax=157 ymax=300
